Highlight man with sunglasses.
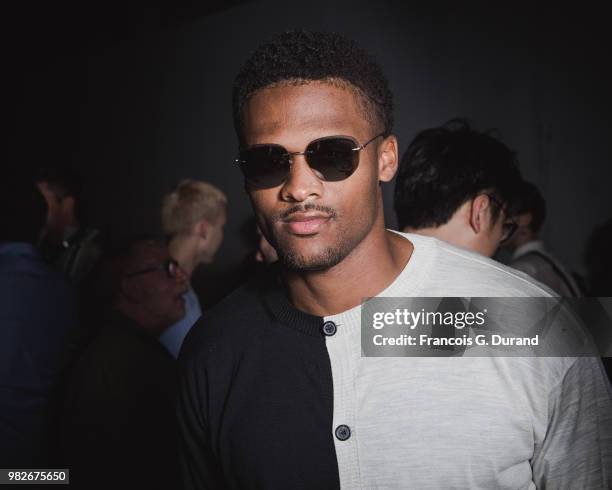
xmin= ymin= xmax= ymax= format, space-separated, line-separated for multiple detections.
xmin=61 ymin=240 xmax=188 ymax=489
xmin=178 ymin=31 xmax=611 ymax=489
xmin=394 ymin=119 xmax=521 ymax=257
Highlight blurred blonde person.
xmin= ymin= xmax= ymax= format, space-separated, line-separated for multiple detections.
xmin=159 ymin=179 xmax=227 ymax=357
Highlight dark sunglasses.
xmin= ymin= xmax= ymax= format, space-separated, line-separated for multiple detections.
xmin=124 ymin=258 xmax=179 ymax=279
xmin=486 ymin=194 xmax=518 ymax=244
xmin=236 ymin=133 xmax=384 ymax=189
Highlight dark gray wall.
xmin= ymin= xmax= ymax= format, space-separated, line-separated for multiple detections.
xmin=72 ymin=1 xmax=611 ymax=282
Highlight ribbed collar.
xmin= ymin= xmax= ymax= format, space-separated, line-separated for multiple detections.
xmin=256 ymin=231 xmax=431 ymax=339
xmin=258 ymin=266 xmax=325 ymax=338
xmin=323 ymin=232 xmax=431 ymax=336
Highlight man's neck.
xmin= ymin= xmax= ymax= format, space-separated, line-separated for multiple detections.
xmin=281 ymin=228 xmax=412 ymax=317
xmin=168 ymin=235 xmax=199 ymax=276
xmin=404 ymin=223 xmax=460 ymax=246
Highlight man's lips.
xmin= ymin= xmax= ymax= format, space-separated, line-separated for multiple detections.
xmin=282 ymin=213 xmax=331 ymax=235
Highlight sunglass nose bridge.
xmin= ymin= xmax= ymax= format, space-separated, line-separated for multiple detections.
xmin=284 ymin=151 xmax=325 ymax=184
xmin=286 ymin=149 xmax=308 ymax=159
xmin=284 ymin=149 xmax=312 ymax=168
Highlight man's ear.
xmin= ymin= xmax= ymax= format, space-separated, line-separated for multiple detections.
xmin=468 ymin=194 xmax=492 ymax=235
xmin=378 ymin=134 xmax=399 ymax=183
xmin=196 ymin=220 xmax=209 ymax=241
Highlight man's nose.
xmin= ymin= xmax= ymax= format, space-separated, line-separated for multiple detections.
xmin=280 ymin=155 xmax=324 ymax=202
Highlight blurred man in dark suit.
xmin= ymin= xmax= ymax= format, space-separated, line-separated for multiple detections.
xmin=61 ymin=239 xmax=188 ymax=490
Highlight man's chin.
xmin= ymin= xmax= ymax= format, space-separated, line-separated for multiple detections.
xmin=278 ymin=247 xmax=346 ymax=272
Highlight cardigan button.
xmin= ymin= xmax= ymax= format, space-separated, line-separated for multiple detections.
xmin=322 ymin=321 xmax=337 ymax=336
xmin=335 ymin=424 xmax=351 ymax=441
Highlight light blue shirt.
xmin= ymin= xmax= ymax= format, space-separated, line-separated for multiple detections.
xmin=158 ymin=288 xmax=202 ymax=358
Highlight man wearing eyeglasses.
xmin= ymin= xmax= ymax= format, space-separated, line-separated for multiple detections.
xmin=178 ymin=31 xmax=611 ymax=489
xmin=505 ymin=180 xmax=583 ymax=297
xmin=393 ymin=119 xmax=521 ymax=258
xmin=61 ymin=240 xmax=188 ymax=489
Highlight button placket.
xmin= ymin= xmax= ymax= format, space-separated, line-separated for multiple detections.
xmin=324 ymin=313 xmax=362 ymax=489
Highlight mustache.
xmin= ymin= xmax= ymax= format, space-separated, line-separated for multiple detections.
xmin=277 ymin=204 xmax=338 ymax=221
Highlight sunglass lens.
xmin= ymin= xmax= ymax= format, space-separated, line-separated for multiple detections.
xmin=306 ymin=137 xmax=359 ymax=181
xmin=239 ymin=145 xmax=290 ymax=189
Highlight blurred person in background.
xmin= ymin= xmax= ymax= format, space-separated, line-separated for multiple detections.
xmin=584 ymin=218 xmax=612 ymax=380
xmin=585 ymin=218 xmax=612 ymax=296
xmin=36 ymin=165 xmax=107 ymax=366
xmin=160 ymin=179 xmax=227 ymax=358
xmin=393 ymin=119 xmax=522 ymax=257
xmin=35 ymin=166 xmax=102 ymax=284
xmin=0 ymin=173 xmax=77 ymax=466
xmin=506 ymin=180 xmax=582 ymax=297
xmin=61 ymin=239 xmax=187 ymax=489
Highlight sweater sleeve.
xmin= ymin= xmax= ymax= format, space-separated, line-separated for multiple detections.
xmin=531 ymin=356 xmax=612 ymax=489
xmin=177 ymin=354 xmax=227 ymax=490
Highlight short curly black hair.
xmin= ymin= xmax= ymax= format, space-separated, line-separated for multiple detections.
xmin=394 ymin=119 xmax=523 ymax=230
xmin=232 ymin=30 xmax=393 ymax=145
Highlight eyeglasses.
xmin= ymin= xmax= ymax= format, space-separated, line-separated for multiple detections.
xmin=124 ymin=258 xmax=179 ymax=279
xmin=236 ymin=133 xmax=384 ymax=189
xmin=499 ymin=220 xmax=518 ymax=244
xmin=486 ymin=194 xmax=518 ymax=244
